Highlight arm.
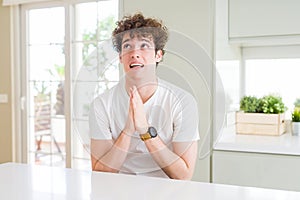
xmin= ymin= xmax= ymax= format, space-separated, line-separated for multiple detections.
xmin=90 ymin=131 xmax=132 ymax=173
xmin=144 ymin=137 xmax=198 ymax=180
xmin=90 ymin=93 xmax=135 ymax=173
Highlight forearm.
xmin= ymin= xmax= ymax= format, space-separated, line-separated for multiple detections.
xmin=144 ymin=137 xmax=196 ymax=180
xmin=92 ymin=131 xmax=132 ymax=173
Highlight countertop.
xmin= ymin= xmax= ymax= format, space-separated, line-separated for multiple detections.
xmin=214 ymin=125 xmax=300 ymax=155
xmin=1 ymin=162 xmax=300 ymax=200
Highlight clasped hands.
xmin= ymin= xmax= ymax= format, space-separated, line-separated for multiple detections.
xmin=123 ymin=86 xmax=149 ymax=136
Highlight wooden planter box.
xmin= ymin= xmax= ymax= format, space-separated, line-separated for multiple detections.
xmin=236 ymin=112 xmax=286 ymax=136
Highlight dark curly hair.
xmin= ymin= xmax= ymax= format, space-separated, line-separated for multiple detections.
xmin=112 ymin=13 xmax=169 ymax=56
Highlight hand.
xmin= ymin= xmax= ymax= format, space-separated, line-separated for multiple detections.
xmin=130 ymin=86 xmax=148 ymax=134
xmin=123 ymin=92 xmax=135 ymax=136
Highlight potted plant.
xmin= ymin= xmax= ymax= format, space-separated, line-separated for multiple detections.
xmin=239 ymin=96 xmax=261 ymax=113
xmin=260 ymin=95 xmax=286 ymax=114
xmin=291 ymin=99 xmax=300 ymax=136
xmin=48 ymin=64 xmax=65 ymax=115
xmin=236 ymin=94 xmax=287 ymax=136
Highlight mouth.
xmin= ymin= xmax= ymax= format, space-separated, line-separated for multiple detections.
xmin=129 ymin=63 xmax=144 ymax=69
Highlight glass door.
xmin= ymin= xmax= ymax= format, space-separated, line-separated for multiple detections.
xmin=71 ymin=1 xmax=119 ymax=170
xmin=22 ymin=0 xmax=119 ymax=169
xmin=26 ymin=6 xmax=66 ymax=167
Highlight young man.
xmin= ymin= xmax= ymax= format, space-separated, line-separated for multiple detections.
xmin=89 ymin=13 xmax=199 ymax=180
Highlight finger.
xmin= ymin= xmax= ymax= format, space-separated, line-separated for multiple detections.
xmin=131 ymin=86 xmax=143 ymax=105
xmin=132 ymin=85 xmax=137 ymax=93
xmin=129 ymin=87 xmax=133 ymax=99
xmin=130 ymin=91 xmax=137 ymax=110
xmin=128 ymin=99 xmax=133 ymax=115
xmin=130 ymin=86 xmax=139 ymax=107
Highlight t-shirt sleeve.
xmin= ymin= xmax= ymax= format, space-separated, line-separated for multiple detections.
xmin=89 ymin=97 xmax=112 ymax=140
xmin=172 ymin=93 xmax=200 ymax=142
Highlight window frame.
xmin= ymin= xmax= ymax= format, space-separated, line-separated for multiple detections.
xmin=16 ymin=0 xmax=120 ymax=168
xmin=240 ymin=45 xmax=300 ymax=97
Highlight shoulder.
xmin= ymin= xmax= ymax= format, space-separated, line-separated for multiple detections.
xmin=92 ymin=83 xmax=121 ymax=107
xmin=98 ymin=81 xmax=123 ymax=99
xmin=158 ymin=78 xmax=197 ymax=104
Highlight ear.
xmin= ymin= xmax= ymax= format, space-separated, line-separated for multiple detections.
xmin=155 ymin=50 xmax=163 ymax=63
xmin=119 ymin=54 xmax=123 ymax=64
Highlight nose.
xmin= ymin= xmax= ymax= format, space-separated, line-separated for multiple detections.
xmin=130 ymin=48 xmax=140 ymax=59
xmin=131 ymin=54 xmax=140 ymax=59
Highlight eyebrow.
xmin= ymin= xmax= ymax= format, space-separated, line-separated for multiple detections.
xmin=122 ymin=39 xmax=130 ymax=44
xmin=141 ymin=38 xmax=151 ymax=43
xmin=122 ymin=38 xmax=152 ymax=44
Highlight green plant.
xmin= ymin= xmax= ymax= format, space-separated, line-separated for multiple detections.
xmin=47 ymin=64 xmax=65 ymax=80
xmin=239 ymin=94 xmax=286 ymax=114
xmin=260 ymin=95 xmax=287 ymax=114
xmin=239 ymin=96 xmax=261 ymax=113
xmin=292 ymin=109 xmax=300 ymax=122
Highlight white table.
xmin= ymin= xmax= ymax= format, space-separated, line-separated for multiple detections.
xmin=1 ymin=162 xmax=300 ymax=200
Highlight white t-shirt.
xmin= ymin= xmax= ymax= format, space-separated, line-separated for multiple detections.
xmin=89 ymin=78 xmax=199 ymax=178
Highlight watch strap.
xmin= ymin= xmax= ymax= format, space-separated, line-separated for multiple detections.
xmin=140 ymin=132 xmax=152 ymax=141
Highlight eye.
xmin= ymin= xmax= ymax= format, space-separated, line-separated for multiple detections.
xmin=122 ymin=43 xmax=131 ymax=50
xmin=140 ymin=43 xmax=151 ymax=49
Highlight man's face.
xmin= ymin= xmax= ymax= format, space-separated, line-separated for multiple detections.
xmin=119 ymin=33 xmax=162 ymax=78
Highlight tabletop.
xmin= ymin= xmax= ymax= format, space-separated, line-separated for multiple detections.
xmin=1 ymin=162 xmax=300 ymax=200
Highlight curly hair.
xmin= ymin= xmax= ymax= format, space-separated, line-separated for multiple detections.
xmin=112 ymin=13 xmax=169 ymax=55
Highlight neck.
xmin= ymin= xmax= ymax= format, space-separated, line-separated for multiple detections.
xmin=125 ymin=76 xmax=158 ymax=103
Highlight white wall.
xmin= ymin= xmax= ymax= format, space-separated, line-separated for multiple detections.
xmin=215 ymin=0 xmax=240 ymax=60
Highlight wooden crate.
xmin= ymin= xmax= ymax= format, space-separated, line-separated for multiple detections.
xmin=236 ymin=112 xmax=286 ymax=136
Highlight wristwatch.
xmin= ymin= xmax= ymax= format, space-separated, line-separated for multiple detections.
xmin=140 ymin=126 xmax=157 ymax=141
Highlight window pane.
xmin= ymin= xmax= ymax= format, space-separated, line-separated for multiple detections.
xmin=29 ymin=44 xmax=65 ymax=81
xmin=28 ymin=7 xmax=65 ymax=44
xmin=75 ymin=0 xmax=118 ymax=42
xmin=74 ymin=2 xmax=98 ymax=41
xmin=245 ymin=59 xmax=300 ymax=118
xmin=72 ymin=0 xmax=119 ymax=170
xmin=27 ymin=7 xmax=65 ymax=167
xmin=97 ymin=0 xmax=118 ymax=40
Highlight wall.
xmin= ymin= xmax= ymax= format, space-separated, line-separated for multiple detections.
xmin=215 ymin=0 xmax=240 ymax=60
xmin=122 ymin=0 xmax=214 ymax=182
xmin=0 ymin=0 xmax=13 ymax=163
xmin=214 ymin=0 xmax=241 ymax=129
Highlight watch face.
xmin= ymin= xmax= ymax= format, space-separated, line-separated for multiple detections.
xmin=148 ymin=127 xmax=157 ymax=138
